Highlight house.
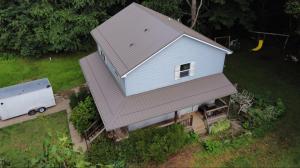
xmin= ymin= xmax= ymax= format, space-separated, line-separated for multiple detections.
xmin=79 ymin=3 xmax=237 ymax=141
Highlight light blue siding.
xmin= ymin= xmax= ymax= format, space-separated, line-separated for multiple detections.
xmin=97 ymin=44 xmax=126 ymax=92
xmin=125 ymin=36 xmax=226 ymax=96
xmin=128 ymin=111 xmax=175 ymax=131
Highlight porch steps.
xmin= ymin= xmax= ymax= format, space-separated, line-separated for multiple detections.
xmin=192 ymin=112 xmax=207 ymax=134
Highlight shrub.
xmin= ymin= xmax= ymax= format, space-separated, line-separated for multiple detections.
xmin=70 ymin=96 xmax=99 ymax=134
xmin=245 ymin=98 xmax=285 ymax=128
xmin=69 ymin=87 xmax=90 ymax=109
xmin=209 ymin=119 xmax=231 ymax=134
xmin=87 ymin=124 xmax=192 ymax=165
xmin=0 ymin=155 xmax=11 ymax=168
xmin=203 ymin=139 xmax=223 ymax=153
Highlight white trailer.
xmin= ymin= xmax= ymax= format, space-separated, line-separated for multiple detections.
xmin=0 ymin=78 xmax=56 ymax=120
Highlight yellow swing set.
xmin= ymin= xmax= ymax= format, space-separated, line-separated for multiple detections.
xmin=250 ymin=31 xmax=289 ymax=52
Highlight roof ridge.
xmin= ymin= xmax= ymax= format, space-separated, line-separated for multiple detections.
xmin=133 ymin=3 xmax=231 ymax=53
xmin=132 ymin=3 xmax=184 ymax=34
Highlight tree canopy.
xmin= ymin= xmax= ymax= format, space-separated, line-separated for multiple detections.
xmin=0 ymin=0 xmax=123 ymax=57
xmin=0 ymin=0 xmax=297 ymax=57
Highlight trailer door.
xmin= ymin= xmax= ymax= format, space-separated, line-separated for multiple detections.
xmin=0 ymin=101 xmax=7 ymax=120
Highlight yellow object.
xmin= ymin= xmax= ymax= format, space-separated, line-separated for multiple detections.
xmin=252 ymin=40 xmax=264 ymax=51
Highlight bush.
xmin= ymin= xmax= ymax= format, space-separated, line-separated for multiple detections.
xmin=70 ymin=96 xmax=99 ymax=134
xmin=203 ymin=139 xmax=223 ymax=153
xmin=209 ymin=119 xmax=231 ymax=134
xmin=31 ymin=133 xmax=93 ymax=167
xmin=87 ymin=124 xmax=192 ymax=165
xmin=0 ymin=155 xmax=11 ymax=168
xmin=69 ymin=87 xmax=90 ymax=109
xmin=245 ymin=98 xmax=285 ymax=128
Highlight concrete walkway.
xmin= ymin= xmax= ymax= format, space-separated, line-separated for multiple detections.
xmin=0 ymin=94 xmax=87 ymax=152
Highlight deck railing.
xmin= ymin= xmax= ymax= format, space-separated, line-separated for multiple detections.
xmin=84 ymin=119 xmax=105 ymax=144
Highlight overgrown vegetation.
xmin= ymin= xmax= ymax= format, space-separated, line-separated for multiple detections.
xmin=70 ymin=96 xmax=99 ymax=135
xmin=69 ymin=87 xmax=91 ymax=109
xmin=87 ymin=124 xmax=196 ymax=166
xmin=202 ymin=131 xmax=253 ymax=154
xmin=209 ymin=119 xmax=231 ymax=134
xmin=241 ymin=96 xmax=285 ymax=130
xmin=31 ymin=133 xmax=93 ymax=167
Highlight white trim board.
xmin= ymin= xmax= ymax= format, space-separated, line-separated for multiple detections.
xmin=121 ymin=34 xmax=232 ymax=78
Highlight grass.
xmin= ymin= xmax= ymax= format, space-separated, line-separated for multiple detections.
xmin=0 ymin=52 xmax=87 ymax=93
xmin=0 ymin=111 xmax=69 ymax=167
xmin=193 ymin=39 xmax=300 ymax=167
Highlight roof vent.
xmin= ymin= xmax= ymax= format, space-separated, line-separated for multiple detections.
xmin=168 ymin=17 xmax=171 ymax=21
xmin=129 ymin=43 xmax=134 ymax=47
xmin=144 ymin=28 xmax=149 ymax=32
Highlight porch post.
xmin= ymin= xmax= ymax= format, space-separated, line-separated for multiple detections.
xmin=174 ymin=111 xmax=179 ymax=123
xmin=227 ymin=96 xmax=231 ymax=118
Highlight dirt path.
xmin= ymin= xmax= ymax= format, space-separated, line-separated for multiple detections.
xmin=159 ymin=144 xmax=201 ymax=168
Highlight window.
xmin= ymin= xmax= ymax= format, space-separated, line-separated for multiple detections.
xmin=114 ymin=70 xmax=119 ymax=77
xmin=180 ymin=63 xmax=190 ymax=78
xmin=175 ymin=62 xmax=195 ymax=80
xmin=97 ymin=45 xmax=105 ymax=61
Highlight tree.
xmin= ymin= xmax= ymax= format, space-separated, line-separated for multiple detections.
xmin=142 ymin=0 xmax=184 ymax=19
xmin=285 ymin=0 xmax=300 ymax=34
xmin=0 ymin=0 xmax=123 ymax=57
xmin=286 ymin=0 xmax=300 ymax=18
xmin=186 ymin=0 xmax=203 ymax=28
xmin=142 ymin=0 xmax=255 ymax=33
xmin=198 ymin=0 xmax=255 ymax=31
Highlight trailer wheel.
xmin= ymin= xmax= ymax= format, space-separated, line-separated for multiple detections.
xmin=28 ymin=110 xmax=37 ymax=116
xmin=38 ymin=107 xmax=46 ymax=113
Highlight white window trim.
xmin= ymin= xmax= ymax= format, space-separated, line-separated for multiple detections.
xmin=121 ymin=34 xmax=232 ymax=78
xmin=175 ymin=62 xmax=195 ymax=80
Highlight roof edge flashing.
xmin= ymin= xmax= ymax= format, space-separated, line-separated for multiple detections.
xmin=121 ymin=34 xmax=232 ymax=78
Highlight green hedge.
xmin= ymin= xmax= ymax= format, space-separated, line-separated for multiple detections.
xmin=87 ymin=124 xmax=196 ymax=165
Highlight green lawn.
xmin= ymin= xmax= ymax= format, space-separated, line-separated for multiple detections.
xmin=0 ymin=52 xmax=87 ymax=93
xmin=0 ymin=112 xmax=69 ymax=167
xmin=194 ymin=39 xmax=300 ymax=167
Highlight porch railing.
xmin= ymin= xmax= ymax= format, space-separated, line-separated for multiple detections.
xmin=84 ymin=119 xmax=105 ymax=145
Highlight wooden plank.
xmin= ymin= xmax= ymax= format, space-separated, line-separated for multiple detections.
xmin=205 ymin=105 xmax=228 ymax=114
xmin=207 ymin=114 xmax=227 ymax=125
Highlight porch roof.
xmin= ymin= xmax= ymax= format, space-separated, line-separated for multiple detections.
xmin=80 ymin=52 xmax=237 ymax=131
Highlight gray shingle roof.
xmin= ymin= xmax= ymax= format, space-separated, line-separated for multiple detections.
xmin=80 ymin=52 xmax=236 ymax=131
xmin=91 ymin=2 xmax=232 ymax=77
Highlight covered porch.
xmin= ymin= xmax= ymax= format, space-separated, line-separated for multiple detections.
xmin=155 ymin=97 xmax=230 ymax=135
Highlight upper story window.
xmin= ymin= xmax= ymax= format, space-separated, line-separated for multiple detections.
xmin=175 ymin=62 xmax=195 ymax=80
xmin=97 ymin=45 xmax=105 ymax=61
